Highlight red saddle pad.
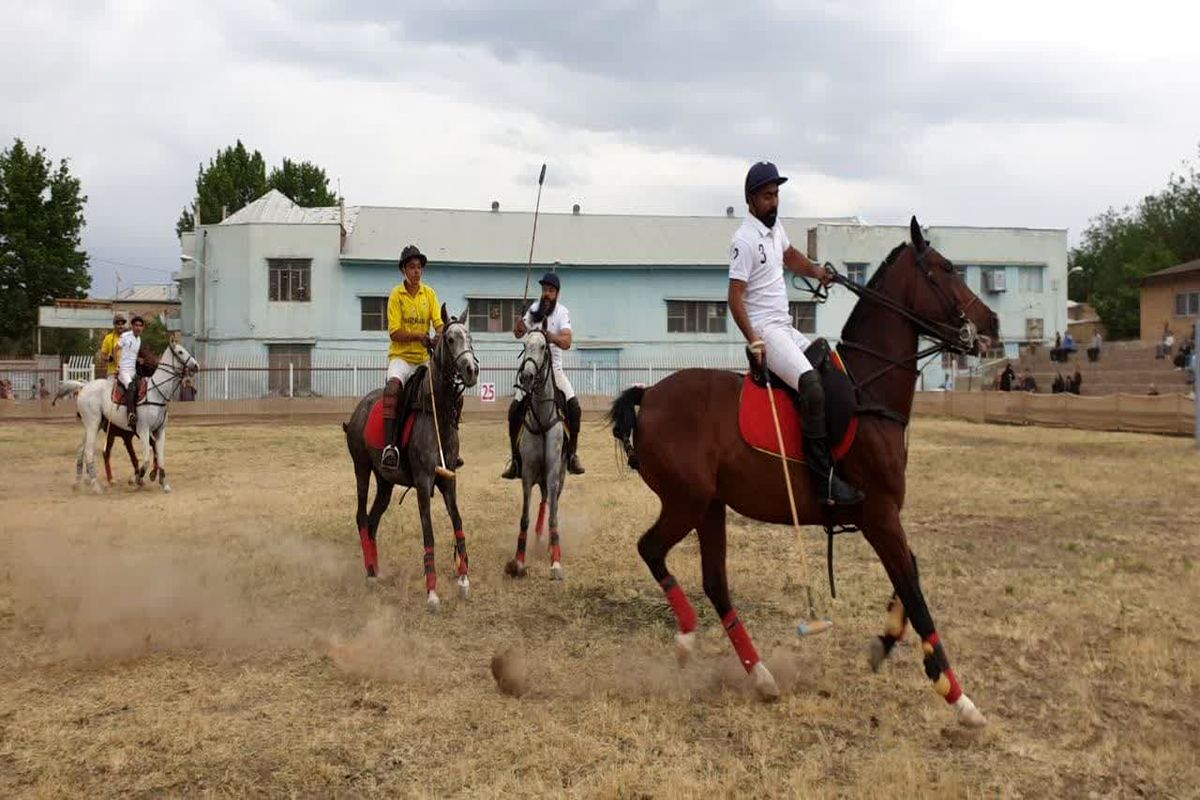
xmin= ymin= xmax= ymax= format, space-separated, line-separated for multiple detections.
xmin=364 ymin=399 xmax=416 ymax=451
xmin=737 ymin=375 xmax=857 ymax=463
xmin=111 ymin=380 xmax=147 ymax=405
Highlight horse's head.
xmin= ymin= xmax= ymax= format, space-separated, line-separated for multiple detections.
xmin=517 ymin=329 xmax=551 ymax=394
xmin=439 ymin=304 xmax=479 ymax=387
xmin=164 ymin=340 xmax=200 ymax=376
xmin=899 ymin=217 xmax=999 ymax=355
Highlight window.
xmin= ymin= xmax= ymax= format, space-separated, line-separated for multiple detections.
xmin=467 ymin=298 xmax=527 ymax=333
xmin=1018 ymin=266 xmax=1044 ymax=293
xmin=267 ymin=344 xmax=312 ymax=395
xmin=845 ymin=262 xmax=868 ymax=285
xmin=1175 ymin=291 xmax=1200 ymax=316
xmin=981 ymin=267 xmax=1007 ymax=292
xmin=268 ymin=259 xmax=311 ymax=302
xmin=666 ymin=300 xmax=726 ymax=333
xmin=789 ymin=301 xmax=816 ymax=334
xmin=1025 ymin=318 xmax=1044 ymax=341
xmin=360 ymin=297 xmax=387 ymax=331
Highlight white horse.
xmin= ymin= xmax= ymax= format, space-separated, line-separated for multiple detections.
xmin=72 ymin=341 xmax=198 ymax=493
xmin=504 ymin=329 xmax=568 ymax=580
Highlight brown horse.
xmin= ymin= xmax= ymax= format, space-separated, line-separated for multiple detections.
xmin=101 ymin=422 xmax=160 ymax=486
xmin=609 ymin=218 xmax=998 ymax=727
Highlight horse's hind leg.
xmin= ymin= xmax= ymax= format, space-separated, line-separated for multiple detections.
xmin=869 ymin=561 xmax=915 ymax=672
xmin=149 ymin=433 xmax=160 ymax=483
xmin=152 ymin=430 xmax=168 ymax=492
xmin=352 ymin=460 xmax=378 ymax=579
xmin=637 ymin=500 xmax=701 ymax=666
xmin=863 ymin=509 xmax=986 ymax=728
xmin=120 ymin=431 xmax=138 ymax=485
xmin=696 ymin=499 xmax=779 ymax=701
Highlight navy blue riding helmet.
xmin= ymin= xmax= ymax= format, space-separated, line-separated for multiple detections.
xmin=538 ymin=272 xmax=561 ymax=290
xmin=744 ymin=161 xmax=788 ymax=201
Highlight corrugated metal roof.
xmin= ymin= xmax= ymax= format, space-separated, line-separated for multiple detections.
xmin=116 ymin=284 xmax=179 ymax=302
xmin=340 ymin=206 xmax=857 ymax=265
xmin=219 ymin=189 xmax=359 ymax=231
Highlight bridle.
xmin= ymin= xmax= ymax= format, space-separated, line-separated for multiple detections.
xmin=796 ymin=247 xmax=984 ymax=391
xmin=430 ymin=317 xmax=476 ymax=415
xmin=515 ymin=328 xmax=559 ymax=434
xmin=143 ymin=344 xmax=197 ymax=408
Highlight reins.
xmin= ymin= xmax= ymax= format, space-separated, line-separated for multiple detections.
xmin=515 ymin=329 xmax=560 ymax=435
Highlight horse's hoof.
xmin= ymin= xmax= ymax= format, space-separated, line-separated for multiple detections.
xmin=426 ymin=591 xmax=441 ymax=612
xmin=953 ymin=694 xmax=987 ymax=728
xmin=127 ymin=476 xmax=135 ymax=486
xmin=752 ymin=662 xmax=780 ymax=702
xmin=504 ymin=559 xmax=528 ymax=578
xmin=149 ymin=469 xmax=158 ymax=481
xmin=365 ymin=575 xmax=378 ymax=590
xmin=90 ymin=482 xmax=103 ymax=495
xmin=549 ymin=562 xmax=565 ymax=581
xmin=458 ymin=575 xmax=470 ymax=599
xmin=675 ymin=631 xmax=696 ymax=667
xmin=868 ymin=637 xmax=889 ymax=672
xmin=161 ymin=484 xmax=172 ymax=494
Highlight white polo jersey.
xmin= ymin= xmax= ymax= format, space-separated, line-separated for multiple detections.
xmin=117 ymin=330 xmax=141 ymax=377
xmin=522 ymin=301 xmax=572 ymax=370
xmin=729 ymin=215 xmax=792 ymax=329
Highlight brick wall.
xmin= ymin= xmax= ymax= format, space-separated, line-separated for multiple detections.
xmin=1140 ymin=275 xmax=1200 ymax=342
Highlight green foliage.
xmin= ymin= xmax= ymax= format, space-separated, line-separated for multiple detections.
xmin=139 ymin=316 xmax=171 ymax=356
xmin=0 ymin=138 xmax=91 ymax=355
xmin=1070 ymin=145 xmax=1200 ymax=339
xmin=38 ymin=327 xmax=92 ymax=356
xmin=176 ymin=143 xmax=337 ymax=237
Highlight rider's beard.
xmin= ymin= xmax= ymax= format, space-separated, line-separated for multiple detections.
xmin=533 ymin=297 xmax=556 ymax=322
xmin=753 ymin=208 xmax=778 ymax=229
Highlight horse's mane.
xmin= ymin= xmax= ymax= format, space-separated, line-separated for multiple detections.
xmin=840 ymin=241 xmax=909 ymax=341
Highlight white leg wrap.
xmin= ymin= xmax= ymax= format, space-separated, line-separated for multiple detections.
xmin=953 ymin=693 xmax=987 ymax=728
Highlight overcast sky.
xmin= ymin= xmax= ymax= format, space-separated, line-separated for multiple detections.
xmin=4 ymin=0 xmax=1199 ymax=296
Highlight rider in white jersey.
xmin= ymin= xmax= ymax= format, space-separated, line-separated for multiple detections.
xmin=728 ymin=161 xmax=862 ymax=506
xmin=117 ymin=316 xmax=145 ymax=428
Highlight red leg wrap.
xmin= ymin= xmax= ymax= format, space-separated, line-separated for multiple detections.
xmin=722 ymin=609 xmax=760 ymax=672
xmin=423 ymin=546 xmax=436 ymax=592
xmin=535 ymin=502 xmax=547 ymax=536
xmin=922 ymin=632 xmax=963 ymax=703
xmin=358 ymin=526 xmax=377 ymax=576
xmin=549 ymin=530 xmax=561 ymax=564
xmin=660 ymin=576 xmax=698 ymax=634
xmin=516 ymin=529 xmax=527 ymax=564
xmin=454 ymin=529 xmax=468 ymax=577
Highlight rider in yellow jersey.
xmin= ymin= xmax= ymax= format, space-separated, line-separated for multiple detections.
xmin=98 ymin=314 xmax=126 ymax=377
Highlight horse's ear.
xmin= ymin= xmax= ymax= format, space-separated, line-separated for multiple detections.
xmin=440 ymin=303 xmax=450 ymax=326
xmin=910 ymin=216 xmax=926 ymax=251
xmin=459 ymin=305 xmax=469 ymax=327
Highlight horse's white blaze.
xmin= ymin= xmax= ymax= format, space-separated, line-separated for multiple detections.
xmin=752 ymin=662 xmax=780 ymax=701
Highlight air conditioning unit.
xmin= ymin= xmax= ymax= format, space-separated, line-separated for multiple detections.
xmin=982 ymin=269 xmax=1007 ymax=293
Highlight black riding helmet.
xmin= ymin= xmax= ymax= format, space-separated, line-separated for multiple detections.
xmin=399 ymin=244 xmax=428 ymax=270
xmin=744 ymin=161 xmax=788 ymax=201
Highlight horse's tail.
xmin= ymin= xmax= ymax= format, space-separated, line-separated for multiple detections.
xmin=607 ymin=386 xmax=645 ymax=469
xmin=53 ymin=379 xmax=86 ymax=406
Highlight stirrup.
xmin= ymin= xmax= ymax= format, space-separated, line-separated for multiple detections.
xmin=381 ymin=445 xmax=400 ymax=469
xmin=824 ymin=470 xmax=864 ymax=506
xmin=500 ymin=459 xmax=521 ymax=480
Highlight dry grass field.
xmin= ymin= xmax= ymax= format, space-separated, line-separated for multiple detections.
xmin=1 ymin=415 xmax=1198 ymax=798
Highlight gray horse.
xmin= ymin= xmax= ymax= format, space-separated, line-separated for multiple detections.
xmin=504 ymin=329 xmax=567 ymax=580
xmin=343 ymin=306 xmax=479 ymax=610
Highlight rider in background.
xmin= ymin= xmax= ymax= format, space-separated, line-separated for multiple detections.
xmin=381 ymin=245 xmax=443 ymax=471
xmin=728 ymin=161 xmax=862 ymax=506
xmin=118 ymin=316 xmax=144 ymax=428
xmin=99 ymin=314 xmax=126 ymax=378
xmin=501 ymin=272 xmax=585 ymax=478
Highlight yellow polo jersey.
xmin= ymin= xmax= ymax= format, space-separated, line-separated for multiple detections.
xmin=387 ymin=283 xmax=442 ymax=364
xmin=100 ymin=331 xmax=121 ymax=376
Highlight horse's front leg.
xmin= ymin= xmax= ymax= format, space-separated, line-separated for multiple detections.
xmin=154 ymin=428 xmax=169 ymax=492
xmin=437 ymin=474 xmax=469 ymax=599
xmin=506 ymin=471 xmax=533 ymax=578
xmin=103 ymin=428 xmax=117 ymax=485
xmin=133 ymin=421 xmax=153 ymax=487
xmin=546 ymin=429 xmax=564 ymax=581
xmin=416 ymin=479 xmax=440 ymax=611
xmin=863 ymin=508 xmax=986 ymax=728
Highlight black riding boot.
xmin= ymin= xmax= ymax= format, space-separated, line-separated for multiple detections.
xmin=381 ymin=378 xmax=402 ymax=470
xmin=798 ymin=371 xmax=863 ymax=506
xmin=565 ymin=396 xmax=585 ymax=475
xmin=124 ymin=380 xmax=138 ymax=428
xmin=500 ymin=398 xmax=524 ymax=479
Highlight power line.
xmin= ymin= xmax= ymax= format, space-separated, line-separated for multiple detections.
xmin=89 ymin=256 xmax=175 ymax=275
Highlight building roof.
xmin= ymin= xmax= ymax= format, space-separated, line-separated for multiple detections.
xmin=220 ymin=189 xmax=359 ymax=231
xmin=340 ymin=206 xmax=857 ymax=265
xmin=116 ymin=284 xmax=179 ymax=303
xmin=1141 ymin=257 xmax=1200 ymax=285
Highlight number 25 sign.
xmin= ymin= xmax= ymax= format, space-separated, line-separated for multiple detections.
xmin=480 ymin=383 xmax=496 ymax=402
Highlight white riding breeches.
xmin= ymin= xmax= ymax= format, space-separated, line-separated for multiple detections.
xmin=515 ymin=363 xmax=575 ymax=403
xmin=759 ymin=322 xmax=813 ymax=390
xmin=118 ymin=367 xmax=136 ymax=388
xmin=386 ymin=358 xmax=420 ymax=385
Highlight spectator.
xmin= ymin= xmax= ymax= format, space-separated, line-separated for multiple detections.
xmin=1062 ymin=330 xmax=1075 ymax=357
xmin=1052 ymin=373 xmax=1066 ymax=394
xmin=1070 ymin=369 xmax=1083 ymax=395
xmin=1022 ymin=369 xmax=1038 ymax=392
xmin=1158 ymin=329 xmax=1175 ymax=359
xmin=1148 ymin=384 xmax=1159 ymax=396
xmin=1000 ymin=361 xmax=1015 ymax=392
xmin=180 ymin=377 xmax=197 ymax=402
xmin=1087 ymin=332 xmax=1102 ymax=363
xmin=1052 ymin=332 xmax=1063 ymax=362
xmin=940 ymin=373 xmax=955 ymax=392
xmin=38 ymin=378 xmax=49 ymax=399
xmin=0 ymin=380 xmax=10 ymax=400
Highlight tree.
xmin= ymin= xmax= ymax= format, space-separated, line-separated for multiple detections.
xmin=268 ymin=158 xmax=338 ymax=208
xmin=0 ymin=138 xmax=90 ymax=354
xmin=1069 ymin=144 xmax=1200 ymax=339
xmin=176 ymin=143 xmax=337 ymax=237
xmin=139 ymin=316 xmax=171 ymax=357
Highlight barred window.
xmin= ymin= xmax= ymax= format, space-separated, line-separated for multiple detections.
xmin=268 ymin=259 xmax=311 ymax=302
xmin=666 ymin=300 xmax=727 ymax=333
xmin=789 ymin=301 xmax=816 ymax=334
xmin=467 ymin=298 xmax=527 ymax=333
xmin=361 ymin=297 xmax=387 ymax=331
xmin=845 ymin=262 xmax=868 ymax=286
xmin=1175 ymin=291 xmax=1200 ymax=316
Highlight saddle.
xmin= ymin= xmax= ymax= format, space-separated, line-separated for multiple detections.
xmin=364 ymin=366 xmax=428 ymax=452
xmin=739 ymin=338 xmax=858 ymax=463
xmin=111 ymin=378 xmax=147 ymax=405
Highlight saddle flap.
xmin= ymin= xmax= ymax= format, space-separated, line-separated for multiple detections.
xmin=111 ymin=379 xmax=147 ymax=405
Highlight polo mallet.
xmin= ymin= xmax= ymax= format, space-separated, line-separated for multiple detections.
xmin=757 ymin=346 xmax=832 ymax=637
xmin=427 ymin=359 xmax=455 ymax=480
xmin=521 ymin=163 xmax=548 ymax=307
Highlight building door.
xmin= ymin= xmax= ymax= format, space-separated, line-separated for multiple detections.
xmin=575 ymin=348 xmax=621 ymax=397
xmin=268 ymin=344 xmax=313 ymax=396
